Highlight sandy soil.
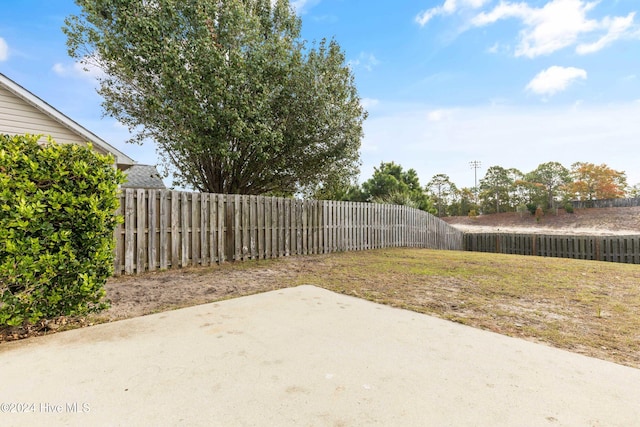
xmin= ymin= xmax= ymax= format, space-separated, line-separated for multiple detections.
xmin=0 ymin=258 xmax=308 ymax=341
xmin=102 ymin=262 xmax=302 ymax=320
xmin=442 ymin=206 xmax=640 ymax=235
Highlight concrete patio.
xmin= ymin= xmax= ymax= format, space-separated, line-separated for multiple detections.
xmin=1 ymin=285 xmax=639 ymax=426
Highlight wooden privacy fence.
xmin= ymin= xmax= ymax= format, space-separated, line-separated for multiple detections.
xmin=464 ymin=233 xmax=640 ymax=264
xmin=114 ymin=189 xmax=465 ymax=275
xmin=571 ymin=198 xmax=640 ymax=209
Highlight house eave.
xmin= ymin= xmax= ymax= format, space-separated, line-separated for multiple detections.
xmin=0 ymin=72 xmax=135 ymax=167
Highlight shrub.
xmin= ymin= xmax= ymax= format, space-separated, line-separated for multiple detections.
xmin=526 ymin=203 xmax=538 ymax=215
xmin=535 ymin=206 xmax=544 ymax=222
xmin=564 ymin=202 xmax=575 ymax=214
xmin=516 ymin=204 xmax=528 ymax=218
xmin=0 ymin=134 xmax=124 ymax=326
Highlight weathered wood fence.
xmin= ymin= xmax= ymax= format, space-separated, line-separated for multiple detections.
xmin=113 ymin=189 xmax=465 ymax=275
xmin=464 ymin=233 xmax=640 ymax=264
xmin=571 ymin=198 xmax=640 ymax=209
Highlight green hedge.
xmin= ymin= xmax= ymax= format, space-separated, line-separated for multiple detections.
xmin=0 ymin=134 xmax=124 ymax=326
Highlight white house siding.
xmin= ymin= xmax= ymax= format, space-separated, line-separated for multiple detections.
xmin=0 ymin=85 xmax=110 ymax=156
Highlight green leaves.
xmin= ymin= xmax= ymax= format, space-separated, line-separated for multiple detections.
xmin=64 ymin=0 xmax=365 ymax=195
xmin=0 ymin=135 xmax=123 ymax=326
xmin=361 ymin=162 xmax=435 ymax=213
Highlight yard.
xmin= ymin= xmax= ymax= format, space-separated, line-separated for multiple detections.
xmin=4 ymin=248 xmax=637 ymax=369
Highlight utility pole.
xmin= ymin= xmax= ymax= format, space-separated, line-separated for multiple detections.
xmin=436 ymin=181 xmax=443 ymax=217
xmin=469 ymin=160 xmax=481 ymax=204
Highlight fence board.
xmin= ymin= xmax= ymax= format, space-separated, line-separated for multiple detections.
xmin=159 ymin=190 xmax=168 ymax=270
xmin=217 ymin=195 xmax=225 ymax=263
xmin=124 ymin=189 xmax=135 ymax=274
xmin=191 ymin=193 xmax=200 ymax=266
xmin=210 ymin=195 xmax=217 ymax=263
xmin=181 ymin=193 xmax=189 ymax=267
xmin=170 ymin=192 xmax=179 ymax=267
xmin=113 ymin=194 xmax=124 ymax=276
xmin=278 ymin=198 xmax=285 ymax=257
xmin=284 ymin=198 xmax=291 ymax=257
xmin=242 ymin=195 xmax=250 ymax=260
xmin=199 ymin=193 xmax=208 ymax=265
xmin=250 ymin=196 xmax=258 ymax=259
xmin=148 ymin=189 xmax=157 ymax=272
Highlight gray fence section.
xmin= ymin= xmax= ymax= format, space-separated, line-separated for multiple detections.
xmin=571 ymin=198 xmax=640 ymax=209
xmin=464 ymin=233 xmax=640 ymax=264
xmin=113 ymin=189 xmax=465 ymax=275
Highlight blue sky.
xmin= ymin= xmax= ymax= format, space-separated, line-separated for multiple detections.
xmin=1 ymin=0 xmax=640 ymax=190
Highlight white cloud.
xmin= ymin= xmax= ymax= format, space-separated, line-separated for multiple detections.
xmin=52 ymin=63 xmax=66 ymax=75
xmin=290 ymin=0 xmax=320 ymax=15
xmin=349 ymin=52 xmax=380 ymax=72
xmin=361 ymin=98 xmax=380 ymax=109
xmin=0 ymin=37 xmax=8 ymax=61
xmin=486 ymin=41 xmax=512 ymax=54
xmin=427 ymin=109 xmax=454 ymax=121
xmin=576 ymin=12 xmax=636 ymax=54
xmin=52 ymin=58 xmax=105 ymax=81
xmin=526 ymin=66 xmax=587 ymax=96
xmin=471 ymin=0 xmax=636 ymax=58
xmin=416 ymin=0 xmax=490 ymax=26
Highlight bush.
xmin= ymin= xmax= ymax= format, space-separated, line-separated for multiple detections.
xmin=526 ymin=203 xmax=538 ymax=215
xmin=0 ymin=135 xmax=124 ymax=326
xmin=564 ymin=202 xmax=574 ymax=214
xmin=516 ymin=204 xmax=528 ymax=218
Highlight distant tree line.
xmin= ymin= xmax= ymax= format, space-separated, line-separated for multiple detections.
xmin=321 ymin=161 xmax=638 ymax=217
xmin=314 ymin=162 xmax=435 ymax=213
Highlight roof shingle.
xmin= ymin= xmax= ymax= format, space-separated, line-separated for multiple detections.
xmin=122 ymin=164 xmax=166 ymax=189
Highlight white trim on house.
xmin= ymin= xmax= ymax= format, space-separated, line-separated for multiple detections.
xmin=0 ymin=72 xmax=135 ymax=167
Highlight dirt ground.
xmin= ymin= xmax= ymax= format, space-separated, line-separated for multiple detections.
xmin=0 ymin=257 xmax=310 ymax=341
xmin=102 ymin=260 xmax=303 ymax=320
xmin=442 ymin=206 xmax=640 ymax=235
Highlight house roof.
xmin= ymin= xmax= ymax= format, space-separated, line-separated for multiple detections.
xmin=121 ymin=164 xmax=166 ymax=189
xmin=0 ymin=72 xmax=135 ymax=167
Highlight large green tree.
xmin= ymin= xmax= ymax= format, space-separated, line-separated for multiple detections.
xmin=452 ymin=187 xmax=477 ymax=216
xmin=426 ymin=174 xmax=457 ymax=217
xmin=478 ymin=166 xmax=514 ymax=214
xmin=524 ymin=162 xmax=571 ymax=210
xmin=64 ymin=0 xmax=366 ymax=195
xmin=477 ymin=167 xmax=526 ymax=214
xmin=361 ymin=162 xmax=434 ymax=212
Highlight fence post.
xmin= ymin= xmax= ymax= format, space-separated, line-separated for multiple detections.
xmin=124 ymin=189 xmax=135 ymax=275
xmin=224 ymin=195 xmax=234 ymax=262
xmin=113 ymin=192 xmax=124 ymax=276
